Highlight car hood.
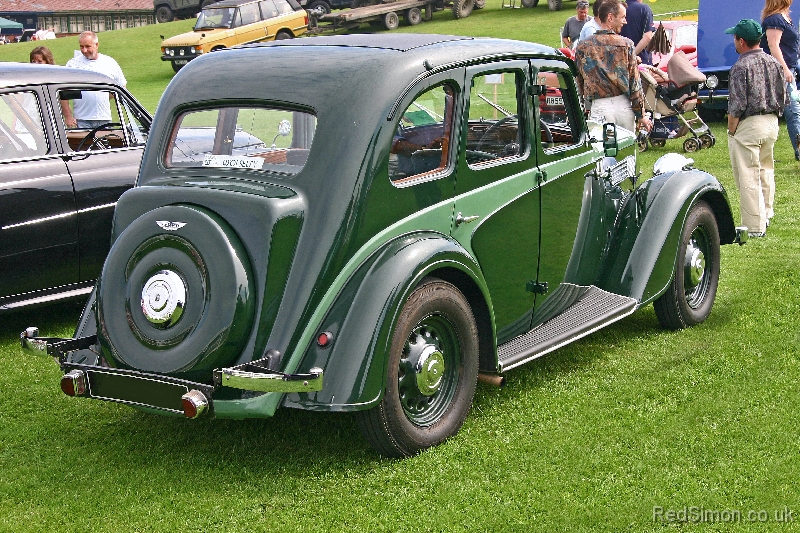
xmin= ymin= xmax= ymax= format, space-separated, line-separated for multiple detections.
xmin=161 ymin=29 xmax=232 ymax=46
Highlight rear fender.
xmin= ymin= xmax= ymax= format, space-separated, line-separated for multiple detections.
xmin=282 ymin=232 xmax=493 ymax=412
xmin=599 ymin=168 xmax=735 ymax=304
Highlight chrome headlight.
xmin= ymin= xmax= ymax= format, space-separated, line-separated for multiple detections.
xmin=705 ymin=75 xmax=719 ymax=90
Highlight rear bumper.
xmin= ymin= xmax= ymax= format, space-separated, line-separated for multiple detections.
xmin=21 ymin=331 xmax=323 ymax=417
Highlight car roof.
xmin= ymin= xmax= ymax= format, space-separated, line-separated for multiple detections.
xmin=204 ymin=0 xmax=261 ymax=7
xmin=0 ymin=63 xmax=119 ymax=89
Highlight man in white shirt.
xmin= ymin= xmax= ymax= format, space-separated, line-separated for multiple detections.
xmin=62 ymin=31 xmax=127 ymax=129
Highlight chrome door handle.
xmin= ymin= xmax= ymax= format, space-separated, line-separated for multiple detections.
xmin=455 ymin=212 xmax=480 ymax=226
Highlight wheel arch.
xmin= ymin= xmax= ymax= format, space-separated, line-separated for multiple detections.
xmin=599 ymin=168 xmax=735 ymax=305
xmin=282 ymin=232 xmax=495 ymax=412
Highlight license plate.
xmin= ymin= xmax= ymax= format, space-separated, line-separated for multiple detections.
xmin=173 ymin=59 xmax=189 ymax=66
xmin=546 ymin=96 xmax=563 ymax=106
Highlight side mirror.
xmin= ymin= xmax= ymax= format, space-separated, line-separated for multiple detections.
xmin=603 ymin=122 xmax=618 ymax=157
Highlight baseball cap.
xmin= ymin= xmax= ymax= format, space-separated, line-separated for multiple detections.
xmin=577 ymin=0 xmax=589 ymax=7
xmin=724 ymin=19 xmax=764 ymax=41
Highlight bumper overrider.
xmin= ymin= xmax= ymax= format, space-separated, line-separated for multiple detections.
xmin=20 ymin=328 xmax=323 ymax=419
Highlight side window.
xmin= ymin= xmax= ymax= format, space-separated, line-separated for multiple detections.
xmin=537 ymin=71 xmax=579 ymax=151
xmin=239 ymin=2 xmax=260 ymax=24
xmin=0 ymin=91 xmax=48 ymax=160
xmin=59 ymin=88 xmax=137 ymax=152
xmin=389 ymin=84 xmax=455 ymax=184
xmin=260 ymin=0 xmax=279 ymax=18
xmin=273 ymin=0 xmax=295 ymax=14
xmin=466 ymin=71 xmax=522 ymax=167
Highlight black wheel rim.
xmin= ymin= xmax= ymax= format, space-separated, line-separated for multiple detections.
xmin=684 ymin=224 xmax=712 ymax=308
xmin=398 ymin=313 xmax=459 ymax=426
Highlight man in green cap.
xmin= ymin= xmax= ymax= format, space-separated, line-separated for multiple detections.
xmin=726 ymin=18 xmax=786 ymax=238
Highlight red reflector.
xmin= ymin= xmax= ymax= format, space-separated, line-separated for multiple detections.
xmin=317 ymin=331 xmax=333 ymax=347
xmin=181 ymin=389 xmax=209 ymax=419
xmin=61 ymin=370 xmax=87 ymax=396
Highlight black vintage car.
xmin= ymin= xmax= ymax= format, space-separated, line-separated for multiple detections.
xmin=1 ymin=64 xmax=151 ymax=311
xmin=23 ymin=35 xmax=745 ymax=457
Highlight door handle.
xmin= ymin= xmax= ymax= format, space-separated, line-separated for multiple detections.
xmin=455 ymin=212 xmax=480 ymax=226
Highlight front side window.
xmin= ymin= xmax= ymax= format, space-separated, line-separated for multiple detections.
xmin=166 ymin=106 xmax=316 ymax=175
xmin=466 ymin=72 xmax=522 ymax=167
xmin=0 ymin=90 xmax=48 ymax=160
xmin=59 ymin=88 xmax=147 ymax=152
xmin=537 ymin=71 xmax=580 ymax=151
xmin=389 ymin=84 xmax=455 ymax=184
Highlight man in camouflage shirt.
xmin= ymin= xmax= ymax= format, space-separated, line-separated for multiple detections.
xmin=726 ymin=19 xmax=787 ymax=237
xmin=574 ymin=0 xmax=652 ymax=133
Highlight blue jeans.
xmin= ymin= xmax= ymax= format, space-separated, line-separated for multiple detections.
xmin=77 ymin=119 xmax=112 ymax=130
xmin=784 ymin=79 xmax=800 ymax=158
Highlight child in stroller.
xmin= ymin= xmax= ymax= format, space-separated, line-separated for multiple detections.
xmin=638 ymin=51 xmax=715 ymax=153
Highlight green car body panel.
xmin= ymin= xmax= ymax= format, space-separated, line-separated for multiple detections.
xmin=22 ymin=35 xmax=741 ymax=453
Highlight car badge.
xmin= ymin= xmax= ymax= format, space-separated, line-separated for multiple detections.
xmin=157 ymin=221 xmax=187 ymax=231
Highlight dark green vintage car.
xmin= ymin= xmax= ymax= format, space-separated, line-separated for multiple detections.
xmin=23 ymin=35 xmax=745 ymax=457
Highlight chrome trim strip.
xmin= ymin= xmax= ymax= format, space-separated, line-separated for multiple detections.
xmin=215 ymin=367 xmax=323 ymax=393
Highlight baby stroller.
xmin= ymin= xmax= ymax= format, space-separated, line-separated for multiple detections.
xmin=638 ymin=51 xmax=715 ymax=153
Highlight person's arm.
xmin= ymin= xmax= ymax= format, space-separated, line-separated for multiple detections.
xmin=60 ymin=99 xmax=77 ymax=128
xmin=727 ymin=115 xmax=740 ymax=136
xmin=766 ymin=28 xmax=793 ymax=83
xmin=562 ymin=21 xmax=572 ymax=47
xmin=633 ymin=30 xmax=653 ymax=56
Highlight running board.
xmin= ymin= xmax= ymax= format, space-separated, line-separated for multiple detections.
xmin=498 ymin=286 xmax=637 ymax=372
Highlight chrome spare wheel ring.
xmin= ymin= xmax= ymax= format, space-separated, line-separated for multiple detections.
xmin=141 ymin=269 xmax=186 ymax=328
xmin=684 ymin=238 xmax=706 ymax=290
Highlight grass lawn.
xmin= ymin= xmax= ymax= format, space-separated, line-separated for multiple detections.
xmin=3 ymin=0 xmax=800 ymax=531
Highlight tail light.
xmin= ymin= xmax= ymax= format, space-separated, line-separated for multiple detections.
xmin=61 ymin=370 xmax=87 ymax=396
xmin=181 ymin=389 xmax=209 ymax=419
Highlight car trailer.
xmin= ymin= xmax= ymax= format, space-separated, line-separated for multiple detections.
xmin=307 ymin=0 xmax=483 ymax=32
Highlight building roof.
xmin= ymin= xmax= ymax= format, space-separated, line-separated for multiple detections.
xmin=0 ymin=0 xmax=152 ymax=13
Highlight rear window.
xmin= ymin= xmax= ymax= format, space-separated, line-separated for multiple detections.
xmin=165 ymin=106 xmax=316 ymax=175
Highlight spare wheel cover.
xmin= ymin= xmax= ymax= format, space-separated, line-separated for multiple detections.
xmin=97 ymin=204 xmax=254 ymax=374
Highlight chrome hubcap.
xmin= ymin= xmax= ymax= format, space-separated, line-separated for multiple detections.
xmin=141 ymin=269 xmax=186 ymax=328
xmin=415 ymin=345 xmax=445 ymax=396
xmin=685 ymin=239 xmax=705 ymax=289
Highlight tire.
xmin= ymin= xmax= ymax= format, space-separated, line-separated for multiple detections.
xmin=405 ymin=7 xmax=422 ymax=25
xmin=474 ymin=0 xmax=486 ymax=8
xmin=452 ymin=0 xmax=473 ymax=19
xmin=275 ymin=30 xmax=293 ymax=40
xmin=683 ymin=137 xmax=700 ymax=152
xmin=547 ymin=0 xmax=562 ymax=10
xmin=357 ymin=278 xmax=479 ymax=457
xmin=383 ymin=11 xmax=400 ymax=30
xmin=307 ymin=0 xmax=330 ymax=14
xmin=520 ymin=0 xmax=538 ymax=6
xmin=155 ymin=5 xmax=175 ymax=23
xmin=637 ymin=136 xmax=648 ymax=152
xmin=171 ymin=61 xmax=183 ymax=73
xmin=654 ymin=201 xmax=720 ymax=330
xmin=651 ymin=139 xmax=666 ymax=148
xmin=700 ymin=133 xmax=715 ymax=149
xmin=97 ymin=204 xmax=255 ymax=378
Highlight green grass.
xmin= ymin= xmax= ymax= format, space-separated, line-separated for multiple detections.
xmin=4 ymin=1 xmax=800 ymax=531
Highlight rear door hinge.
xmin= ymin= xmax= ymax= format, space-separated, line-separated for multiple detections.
xmin=526 ymin=280 xmax=549 ymax=294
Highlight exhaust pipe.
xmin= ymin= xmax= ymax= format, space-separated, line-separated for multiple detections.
xmin=477 ymin=372 xmax=506 ymax=387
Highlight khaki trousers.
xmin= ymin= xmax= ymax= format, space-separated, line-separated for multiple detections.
xmin=728 ymin=114 xmax=778 ymax=234
xmin=589 ymin=95 xmax=636 ymax=133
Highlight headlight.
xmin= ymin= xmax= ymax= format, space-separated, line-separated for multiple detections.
xmin=167 ymin=49 xmax=174 ymax=56
xmin=705 ymin=75 xmax=719 ymax=90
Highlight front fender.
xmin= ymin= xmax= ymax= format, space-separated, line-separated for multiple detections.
xmin=282 ymin=232 xmax=492 ymax=412
xmin=599 ymin=168 xmax=735 ymax=304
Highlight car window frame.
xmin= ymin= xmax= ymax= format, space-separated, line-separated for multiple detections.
xmin=0 ymin=86 xmax=54 ymax=162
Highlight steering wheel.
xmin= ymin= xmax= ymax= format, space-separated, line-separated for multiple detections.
xmin=75 ymin=122 xmax=123 ymax=152
xmin=540 ymin=119 xmax=554 ymax=145
xmin=475 ymin=115 xmax=518 ymax=153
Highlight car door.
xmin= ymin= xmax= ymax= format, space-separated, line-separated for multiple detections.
xmin=529 ymin=64 xmax=597 ymax=327
xmin=259 ymin=0 xmax=280 ymax=39
xmin=451 ymin=61 xmax=541 ymax=344
xmin=51 ymin=84 xmax=150 ymax=283
xmin=236 ymin=1 xmax=267 ymax=43
xmin=0 ymin=87 xmax=79 ymax=300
